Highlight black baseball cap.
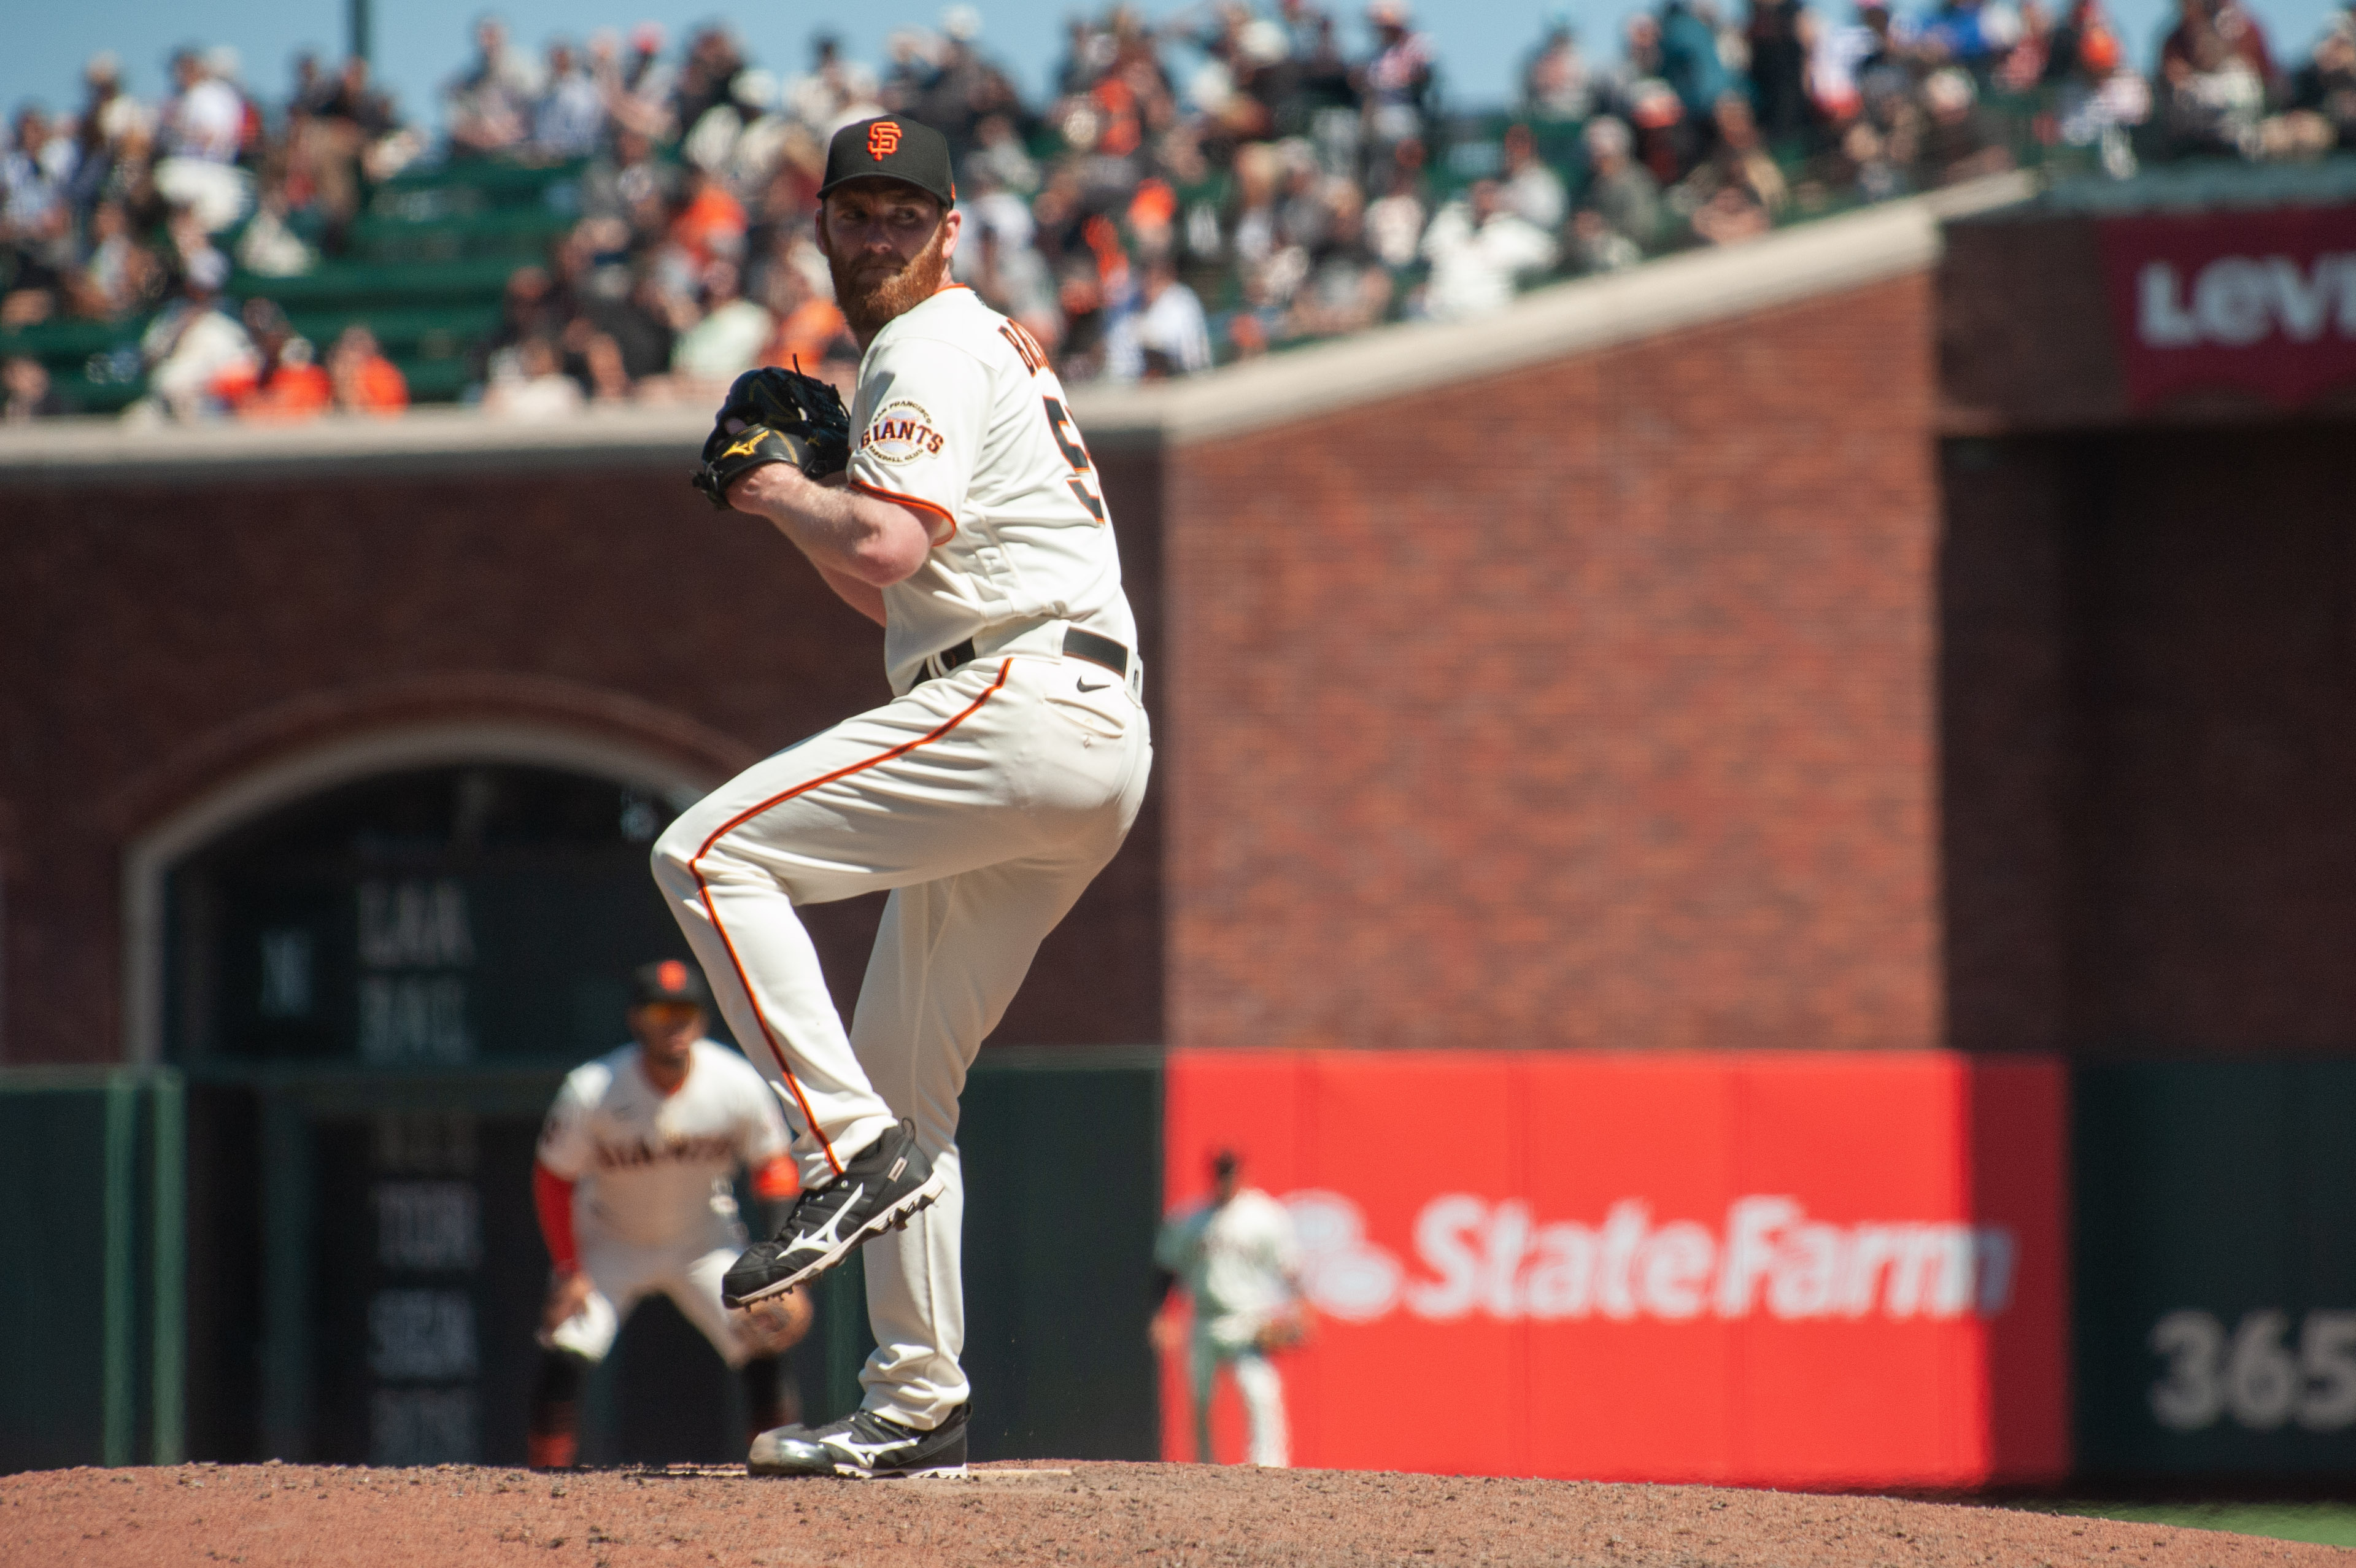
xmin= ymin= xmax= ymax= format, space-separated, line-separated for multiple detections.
xmin=631 ymin=958 xmax=713 ymax=1010
xmin=819 ymin=115 xmax=956 ymax=207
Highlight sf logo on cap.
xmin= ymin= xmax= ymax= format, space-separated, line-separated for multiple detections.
xmin=657 ymin=959 xmax=690 ymax=992
xmin=868 ymin=121 xmax=902 ymax=159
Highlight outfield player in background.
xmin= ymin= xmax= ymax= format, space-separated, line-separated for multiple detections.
xmin=1153 ymin=1149 xmax=1312 ymax=1468
xmin=528 ymin=959 xmax=812 ymax=1469
xmin=653 ymin=113 xmax=1151 ymax=1479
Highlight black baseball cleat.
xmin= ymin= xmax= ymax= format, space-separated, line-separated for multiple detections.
xmin=747 ymin=1402 xmax=969 ymax=1479
xmin=723 ymin=1122 xmax=947 ymax=1307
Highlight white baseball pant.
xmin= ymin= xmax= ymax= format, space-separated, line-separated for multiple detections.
xmin=542 ymin=1229 xmax=754 ymax=1367
xmin=650 ymin=634 xmax=1151 ymax=1429
xmin=1191 ymin=1334 xmax=1290 ymax=1468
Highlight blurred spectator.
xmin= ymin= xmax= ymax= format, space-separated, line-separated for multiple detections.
xmin=1523 ymin=18 xmax=1598 ymax=121
xmin=670 ymin=261 xmax=772 ymax=387
xmin=2 ymin=214 xmax=69 ymax=326
xmin=1679 ymin=95 xmax=1790 ymax=242
xmin=1106 ymin=254 xmax=1213 ymax=378
xmin=136 ymin=249 xmax=258 ymax=420
xmin=2158 ymin=0 xmax=2277 ymax=155
xmin=2 ymin=109 xmax=71 ymax=234
xmin=670 ymin=164 xmax=748 ymax=269
xmin=154 ymin=47 xmax=253 ymax=233
xmin=1659 ymin=0 xmax=1737 ymax=122
xmin=1918 ymin=0 xmax=2023 ymax=71
xmin=446 ymin=16 xmax=544 ymax=157
xmin=581 ymin=269 xmax=683 ymax=385
xmin=483 ymin=334 xmax=585 ymax=417
xmin=1575 ymin=115 xmax=1666 ymax=256
xmin=237 ymin=184 xmax=315 ymax=277
xmin=1363 ymin=150 xmax=1429 ymax=269
xmin=2 ymin=112 xmax=75 ymax=325
xmin=225 ymin=298 xmax=333 ymax=420
xmin=1420 ymin=179 xmax=1557 ymax=319
xmin=328 ymin=325 xmax=410 ymax=415
xmin=1501 ymin=123 xmax=1568 ymax=228
xmin=77 ymin=53 xmax=156 ymax=161
xmin=1918 ymin=64 xmax=2016 ymax=179
xmin=1362 ymin=1 xmax=1440 ymax=172
xmin=3 ymin=355 xmax=64 ymax=421
xmin=757 ymin=257 xmax=855 ymax=374
xmin=2289 ymin=14 xmax=2356 ymax=149
xmin=473 ymin=263 xmax=568 ymax=392
xmin=536 ymin=40 xmax=607 ymax=160
xmin=76 ymin=199 xmax=166 ymax=317
xmin=1283 ymin=177 xmax=1395 ymax=336
xmin=1748 ymin=0 xmax=1822 ymax=144
xmin=160 ymin=48 xmax=247 ymax=163
xmin=673 ymin=26 xmax=751 ymax=143
xmin=2045 ymin=0 xmax=2150 ymax=172
xmin=2042 ymin=0 xmax=2119 ymax=82
xmin=600 ymin=24 xmax=679 ymax=142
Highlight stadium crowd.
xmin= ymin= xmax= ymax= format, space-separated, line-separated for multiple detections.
xmin=5 ymin=0 xmax=2356 ymax=420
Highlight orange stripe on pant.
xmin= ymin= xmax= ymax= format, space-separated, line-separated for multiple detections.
xmin=687 ymin=660 xmax=1014 ymax=1177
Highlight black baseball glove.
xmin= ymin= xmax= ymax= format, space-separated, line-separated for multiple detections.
xmin=690 ymin=366 xmax=853 ymax=509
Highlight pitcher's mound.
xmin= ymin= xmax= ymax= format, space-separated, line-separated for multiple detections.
xmin=7 ymin=1461 xmax=2344 ymax=1566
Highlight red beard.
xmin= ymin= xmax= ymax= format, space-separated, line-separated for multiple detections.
xmin=827 ymin=220 xmax=953 ymax=339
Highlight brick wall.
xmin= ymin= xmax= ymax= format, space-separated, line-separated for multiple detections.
xmin=1944 ymin=425 xmax=2356 ymax=1057
xmin=0 ymin=460 xmax=1163 ymax=1064
xmin=1161 ymin=276 xmax=1945 ymax=1054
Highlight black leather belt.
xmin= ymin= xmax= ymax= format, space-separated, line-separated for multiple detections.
xmin=929 ymin=628 xmax=1130 ymax=681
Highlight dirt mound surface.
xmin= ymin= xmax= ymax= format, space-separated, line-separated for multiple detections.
xmin=8 ymin=1461 xmax=2346 ymax=1567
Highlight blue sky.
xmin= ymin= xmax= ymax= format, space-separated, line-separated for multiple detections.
xmin=7 ymin=0 xmax=2349 ymax=130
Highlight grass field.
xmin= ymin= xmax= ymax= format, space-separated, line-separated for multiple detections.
xmin=2026 ymin=1503 xmax=2356 ymax=1550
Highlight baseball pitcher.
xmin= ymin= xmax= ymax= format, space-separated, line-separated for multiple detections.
xmin=654 ymin=114 xmax=1152 ymax=1478
xmin=528 ymin=959 xmax=812 ymax=1469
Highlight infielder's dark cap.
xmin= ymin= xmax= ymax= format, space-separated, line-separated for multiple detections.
xmin=631 ymin=958 xmax=713 ymax=1010
xmin=818 ymin=116 xmax=956 ymax=207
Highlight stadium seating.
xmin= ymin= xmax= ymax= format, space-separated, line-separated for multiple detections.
xmin=0 ymin=159 xmax=583 ymax=414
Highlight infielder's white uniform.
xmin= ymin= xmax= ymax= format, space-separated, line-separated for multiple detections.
xmin=1156 ymin=1189 xmax=1302 ymax=1467
xmin=651 ymin=284 xmax=1153 ymax=1429
xmin=536 ymin=1040 xmax=794 ymax=1366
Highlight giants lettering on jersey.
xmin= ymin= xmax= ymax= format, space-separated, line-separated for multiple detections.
xmin=859 ymin=400 xmax=944 ymax=463
xmin=590 ymin=1132 xmax=741 ymax=1172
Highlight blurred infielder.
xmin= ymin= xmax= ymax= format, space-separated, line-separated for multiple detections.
xmin=654 ymin=114 xmax=1151 ymax=1478
xmin=528 ymin=959 xmax=812 ymax=1469
xmin=1154 ymin=1149 xmax=1311 ymax=1468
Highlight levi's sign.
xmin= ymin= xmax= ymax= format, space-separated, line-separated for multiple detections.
xmin=2099 ymin=206 xmax=2356 ymax=411
xmin=1161 ymin=1050 xmax=2069 ymax=1487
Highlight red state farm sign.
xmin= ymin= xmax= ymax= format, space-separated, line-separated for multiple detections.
xmin=2098 ymin=206 xmax=2356 ymax=412
xmin=1160 ymin=1050 xmax=2068 ymax=1486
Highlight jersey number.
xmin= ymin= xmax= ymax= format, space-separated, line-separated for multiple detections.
xmin=1042 ymin=397 xmax=1107 ymax=523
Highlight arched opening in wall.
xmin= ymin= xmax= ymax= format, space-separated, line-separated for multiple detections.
xmin=162 ymin=762 xmax=690 ymax=1068
xmin=136 ymin=738 xmax=811 ymax=1470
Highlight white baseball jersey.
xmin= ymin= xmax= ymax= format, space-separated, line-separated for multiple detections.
xmin=1157 ymin=1189 xmax=1302 ymax=1348
xmin=536 ymin=1040 xmax=792 ymax=1248
xmin=844 ymin=284 xmax=1139 ymax=693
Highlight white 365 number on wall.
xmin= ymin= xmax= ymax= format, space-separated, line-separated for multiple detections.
xmin=2149 ymin=1308 xmax=2356 ymax=1432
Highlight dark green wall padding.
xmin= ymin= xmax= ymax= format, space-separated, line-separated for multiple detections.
xmin=0 ymin=1070 xmax=185 ymax=1474
xmin=0 ymin=1053 xmax=1156 ymax=1472
xmin=2076 ymin=1062 xmax=2356 ymax=1477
